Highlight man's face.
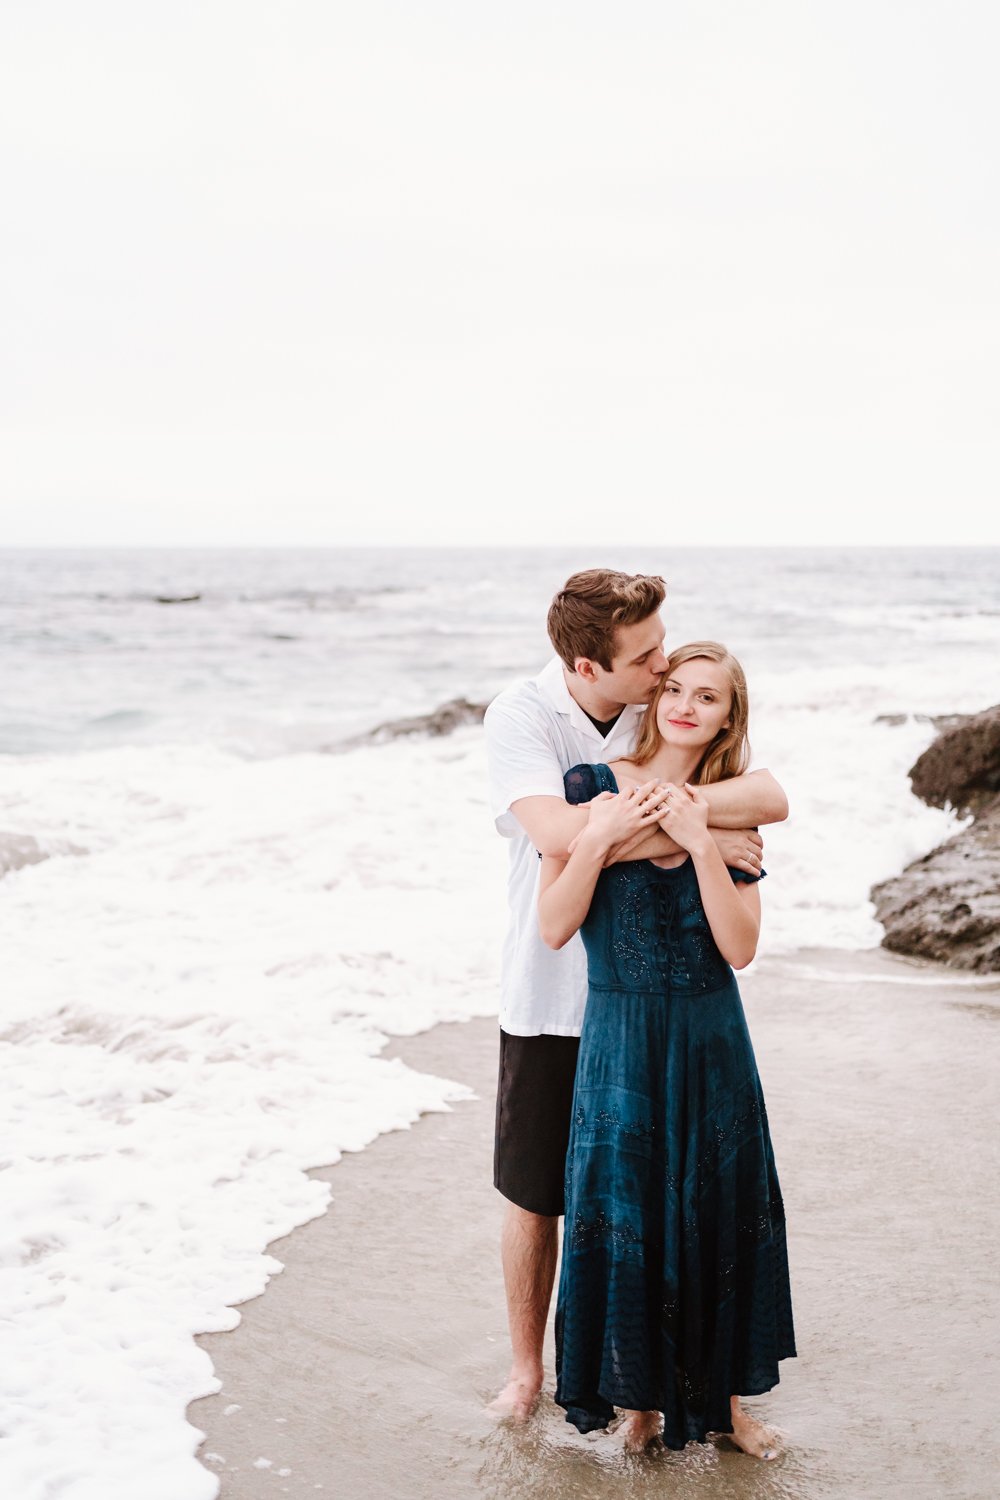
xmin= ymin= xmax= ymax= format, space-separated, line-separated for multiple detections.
xmin=591 ymin=614 xmax=668 ymax=706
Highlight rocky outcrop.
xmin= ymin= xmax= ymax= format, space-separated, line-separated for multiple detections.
xmin=335 ymin=697 xmax=489 ymax=751
xmin=871 ymin=705 xmax=1000 ymax=972
xmin=907 ymin=707 xmax=1000 ymax=815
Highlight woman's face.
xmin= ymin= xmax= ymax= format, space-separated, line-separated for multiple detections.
xmin=654 ymin=658 xmax=732 ymax=750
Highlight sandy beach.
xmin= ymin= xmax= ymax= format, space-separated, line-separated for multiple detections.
xmin=189 ymin=947 xmax=999 ymax=1500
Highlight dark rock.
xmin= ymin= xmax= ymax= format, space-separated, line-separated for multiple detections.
xmin=871 ymin=704 xmax=1000 ymax=972
xmin=333 ymin=697 xmax=489 ymax=752
xmin=367 ymin=697 xmax=488 ymax=741
xmin=872 ymin=805 xmax=1000 ymax=973
xmin=155 ymin=594 xmax=201 ymax=605
xmin=908 ymin=704 xmax=1000 ymax=815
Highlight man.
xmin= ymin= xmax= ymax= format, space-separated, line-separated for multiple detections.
xmin=483 ymin=568 xmax=788 ymax=1420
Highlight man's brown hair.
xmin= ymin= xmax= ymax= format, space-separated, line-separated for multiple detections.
xmin=547 ymin=569 xmax=666 ymax=672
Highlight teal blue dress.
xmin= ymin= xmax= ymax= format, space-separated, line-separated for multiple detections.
xmin=555 ymin=763 xmax=795 ymax=1448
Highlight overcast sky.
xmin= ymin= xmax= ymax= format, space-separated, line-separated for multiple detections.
xmin=1 ymin=1 xmax=998 ymax=547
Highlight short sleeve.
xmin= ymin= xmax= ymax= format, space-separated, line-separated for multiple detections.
xmin=484 ymin=693 xmax=569 ymax=837
xmin=564 ymin=762 xmax=619 ymax=804
xmin=564 ymin=764 xmax=598 ymax=805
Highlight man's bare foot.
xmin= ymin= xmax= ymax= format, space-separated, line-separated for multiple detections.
xmin=618 ymin=1408 xmax=662 ymax=1451
xmin=729 ymin=1398 xmax=781 ymax=1460
xmin=488 ymin=1370 xmax=543 ymax=1423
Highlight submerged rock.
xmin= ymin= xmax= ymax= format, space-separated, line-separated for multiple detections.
xmin=0 ymin=832 xmax=52 ymax=878
xmin=874 ymin=711 xmax=967 ymax=732
xmin=370 ymin=697 xmax=488 ymax=740
xmin=871 ymin=704 xmax=1000 ymax=972
xmin=0 ymin=832 xmax=87 ymax=878
xmin=335 ymin=697 xmax=489 ymax=751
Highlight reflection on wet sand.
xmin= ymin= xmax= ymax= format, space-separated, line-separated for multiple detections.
xmin=476 ymin=1406 xmax=802 ymax=1500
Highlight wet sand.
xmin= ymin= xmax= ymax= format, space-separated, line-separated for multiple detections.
xmin=189 ymin=949 xmax=1000 ymax=1500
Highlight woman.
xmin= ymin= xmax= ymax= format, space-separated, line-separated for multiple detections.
xmin=538 ymin=642 xmax=795 ymax=1457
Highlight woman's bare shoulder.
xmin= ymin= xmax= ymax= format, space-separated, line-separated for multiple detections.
xmin=607 ymin=757 xmax=638 ymax=783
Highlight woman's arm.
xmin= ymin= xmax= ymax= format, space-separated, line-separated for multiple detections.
xmin=538 ymin=784 xmax=664 ymax=949
xmin=687 ymin=842 xmax=761 ymax=969
xmin=660 ymin=784 xmax=761 ymax=968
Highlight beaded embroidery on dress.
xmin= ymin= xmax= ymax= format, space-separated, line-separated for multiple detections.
xmin=554 ymin=763 xmax=795 ymax=1448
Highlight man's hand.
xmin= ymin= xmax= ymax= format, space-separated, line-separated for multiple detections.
xmin=606 ymin=817 xmax=766 ymax=873
xmin=709 ymin=826 xmax=764 ymax=877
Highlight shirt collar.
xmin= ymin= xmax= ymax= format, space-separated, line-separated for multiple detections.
xmin=536 ymin=656 xmax=575 ymax=714
xmin=535 ymin=657 xmax=644 ymax=739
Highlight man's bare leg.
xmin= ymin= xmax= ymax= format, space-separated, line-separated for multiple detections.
xmin=489 ymin=1202 xmax=558 ymax=1421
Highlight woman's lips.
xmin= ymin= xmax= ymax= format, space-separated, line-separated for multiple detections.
xmin=668 ymin=719 xmax=697 ymax=728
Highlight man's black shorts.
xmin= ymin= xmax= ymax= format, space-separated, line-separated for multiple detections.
xmin=494 ymin=1028 xmax=580 ymax=1217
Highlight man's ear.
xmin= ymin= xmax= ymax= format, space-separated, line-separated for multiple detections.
xmin=573 ymin=656 xmax=599 ymax=683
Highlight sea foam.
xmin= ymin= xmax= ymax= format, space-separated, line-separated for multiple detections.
xmin=0 ymin=731 xmax=503 ymax=1500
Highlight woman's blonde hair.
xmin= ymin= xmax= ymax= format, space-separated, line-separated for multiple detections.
xmin=631 ymin=641 xmax=750 ymax=784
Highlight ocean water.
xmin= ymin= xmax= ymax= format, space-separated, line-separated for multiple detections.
xmin=1 ymin=545 xmax=998 ymax=1500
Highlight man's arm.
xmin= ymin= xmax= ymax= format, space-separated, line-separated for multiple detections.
xmin=508 ymin=794 xmax=591 ymax=859
xmin=485 ymin=691 xmax=675 ymax=860
xmin=693 ymin=769 xmax=788 ymax=828
xmin=515 ymin=793 xmax=766 ymax=875
xmin=605 ymin=769 xmax=787 ymax=868
xmin=513 ymin=789 xmax=698 ymax=862
xmin=484 ymin=692 xmax=595 ymax=858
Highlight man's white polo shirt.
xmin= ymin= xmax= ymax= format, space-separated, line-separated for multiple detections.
xmin=484 ymin=657 xmax=645 ymax=1038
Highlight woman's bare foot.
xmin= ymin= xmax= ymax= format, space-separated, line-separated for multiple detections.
xmin=729 ymin=1396 xmax=781 ymax=1459
xmin=488 ymin=1368 xmax=543 ymax=1423
xmin=618 ymin=1408 xmax=662 ymax=1451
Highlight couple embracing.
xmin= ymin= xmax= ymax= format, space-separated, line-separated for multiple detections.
xmin=483 ymin=568 xmax=796 ymax=1457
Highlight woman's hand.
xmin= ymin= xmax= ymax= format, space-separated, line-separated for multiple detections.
xmin=582 ymin=782 xmax=667 ymax=853
xmin=539 ymin=780 xmax=668 ymax=948
xmin=657 ymin=782 xmax=711 ymax=854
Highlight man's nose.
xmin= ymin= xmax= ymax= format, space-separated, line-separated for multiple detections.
xmin=650 ymin=650 xmax=668 ymax=674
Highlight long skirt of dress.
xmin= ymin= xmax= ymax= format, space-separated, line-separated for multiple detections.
xmin=554 ymin=974 xmax=796 ymax=1448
